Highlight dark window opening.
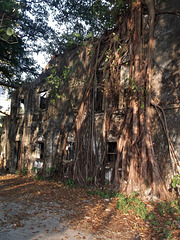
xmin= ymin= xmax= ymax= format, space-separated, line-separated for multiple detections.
xmin=108 ymin=94 xmax=119 ymax=110
xmin=40 ymin=92 xmax=47 ymax=110
xmin=107 ymin=142 xmax=117 ymax=162
xmin=39 ymin=142 xmax=44 ymax=159
xmin=66 ymin=142 xmax=75 ymax=161
xmin=108 ymin=142 xmax=117 ymax=153
xmin=95 ymin=88 xmax=104 ymax=112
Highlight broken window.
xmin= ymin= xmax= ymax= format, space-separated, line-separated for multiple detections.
xmin=105 ymin=142 xmax=117 ymax=183
xmin=20 ymin=98 xmax=25 ymax=114
xmin=40 ymin=91 xmax=47 ymax=110
xmin=107 ymin=142 xmax=117 ymax=162
xmin=39 ymin=142 xmax=44 ymax=159
xmin=66 ymin=142 xmax=75 ymax=161
xmin=36 ymin=142 xmax=44 ymax=160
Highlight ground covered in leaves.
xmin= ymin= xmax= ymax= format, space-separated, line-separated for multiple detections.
xmin=0 ymin=174 xmax=179 ymax=240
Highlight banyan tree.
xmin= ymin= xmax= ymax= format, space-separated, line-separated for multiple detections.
xmin=46 ymin=0 xmax=180 ymax=198
xmin=1 ymin=0 xmax=179 ymax=199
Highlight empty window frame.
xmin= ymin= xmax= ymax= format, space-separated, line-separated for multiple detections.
xmin=36 ymin=142 xmax=44 ymax=160
xmin=20 ymin=98 xmax=25 ymax=114
xmin=39 ymin=142 xmax=44 ymax=159
xmin=40 ymin=91 xmax=47 ymax=110
xmin=66 ymin=142 xmax=75 ymax=161
xmin=107 ymin=142 xmax=117 ymax=162
xmin=95 ymin=87 xmax=104 ymax=112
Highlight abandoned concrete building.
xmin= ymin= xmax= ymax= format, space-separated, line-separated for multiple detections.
xmin=1 ymin=0 xmax=180 ymax=191
xmin=0 ymin=43 xmax=124 ymax=182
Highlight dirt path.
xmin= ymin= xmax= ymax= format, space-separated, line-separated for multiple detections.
xmin=0 ymin=174 xmax=179 ymax=240
xmin=0 ymin=174 xmax=140 ymax=240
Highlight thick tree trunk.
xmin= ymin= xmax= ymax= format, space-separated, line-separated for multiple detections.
xmin=49 ymin=0 xmax=171 ymax=199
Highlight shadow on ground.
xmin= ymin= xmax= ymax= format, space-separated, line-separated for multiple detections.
xmin=0 ymin=174 xmax=179 ymax=240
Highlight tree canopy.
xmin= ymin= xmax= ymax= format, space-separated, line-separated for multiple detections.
xmin=0 ymin=0 xmax=56 ymax=88
xmin=0 ymin=0 xmax=131 ymax=89
xmin=45 ymin=0 xmax=130 ymax=53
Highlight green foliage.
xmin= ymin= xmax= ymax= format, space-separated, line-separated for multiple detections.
xmin=16 ymin=169 xmax=21 ymax=175
xmin=59 ymin=32 xmax=84 ymax=49
xmin=117 ymin=192 xmax=149 ymax=219
xmin=46 ymin=60 xmax=82 ymax=104
xmin=45 ymin=167 xmax=60 ymax=173
xmin=172 ymin=174 xmax=180 ymax=188
xmin=87 ymin=189 xmax=117 ymax=199
xmin=146 ymin=200 xmax=180 ymax=233
xmin=46 ymin=65 xmax=71 ymax=102
xmin=0 ymin=0 xmax=54 ymax=86
xmin=150 ymin=219 xmax=159 ymax=226
xmin=22 ymin=167 xmax=28 ymax=177
xmin=65 ymin=179 xmax=76 ymax=188
xmin=156 ymin=200 xmax=180 ymax=217
xmin=147 ymin=212 xmax=155 ymax=221
xmin=0 ymin=0 xmax=19 ymax=42
xmin=0 ymin=0 xmax=22 ymax=83
xmin=116 ymin=192 xmax=179 ymax=239
xmin=31 ymin=166 xmax=41 ymax=174
xmin=31 ymin=167 xmax=37 ymax=173
xmin=87 ymin=177 xmax=93 ymax=185
xmin=162 ymin=228 xmax=173 ymax=240
xmin=0 ymin=0 xmax=131 ymax=86
xmin=117 ymin=194 xmax=180 ymax=223
xmin=34 ymin=175 xmax=44 ymax=181
xmin=46 ymin=0 xmax=129 ymax=54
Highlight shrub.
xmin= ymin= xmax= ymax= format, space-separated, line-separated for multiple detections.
xmin=117 ymin=192 xmax=148 ymax=219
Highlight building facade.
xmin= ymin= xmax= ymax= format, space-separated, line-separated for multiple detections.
xmin=1 ymin=0 xmax=180 ymax=188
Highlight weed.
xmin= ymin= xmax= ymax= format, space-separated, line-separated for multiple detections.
xmin=164 ymin=220 xmax=171 ymax=226
xmin=150 ymin=220 xmax=159 ymax=226
xmin=157 ymin=200 xmax=180 ymax=217
xmin=22 ymin=167 xmax=28 ymax=177
xmin=87 ymin=189 xmax=117 ymax=199
xmin=48 ymin=179 xmax=55 ymax=182
xmin=117 ymin=192 xmax=149 ymax=219
xmin=46 ymin=167 xmax=60 ymax=174
xmin=16 ymin=170 xmax=21 ymax=175
xmin=165 ymin=230 xmax=173 ymax=240
xmin=147 ymin=212 xmax=155 ymax=221
xmin=135 ymin=201 xmax=148 ymax=220
xmin=34 ymin=175 xmax=44 ymax=181
xmin=87 ymin=177 xmax=93 ymax=186
xmin=65 ymin=179 xmax=76 ymax=188
xmin=31 ymin=166 xmax=41 ymax=174
xmin=172 ymin=174 xmax=180 ymax=188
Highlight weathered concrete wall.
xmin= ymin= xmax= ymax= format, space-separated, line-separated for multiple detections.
xmin=0 ymin=43 xmax=120 ymax=175
xmin=152 ymin=0 xmax=180 ymax=181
